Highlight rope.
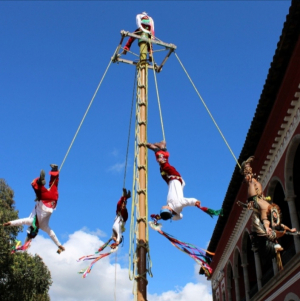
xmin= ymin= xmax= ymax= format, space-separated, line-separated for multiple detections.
xmin=128 ymin=87 xmax=139 ymax=283
xmin=47 ymin=55 xmax=114 ymax=191
xmin=123 ymin=68 xmax=137 ymax=188
xmin=150 ymin=44 xmax=166 ymax=142
xmin=121 ymin=47 xmax=140 ymax=58
xmin=174 ymin=52 xmax=241 ymax=169
xmin=114 ymin=249 xmax=118 ymax=301
xmin=117 ymin=62 xmax=137 ymax=301
xmin=58 ymin=58 xmax=112 ymax=172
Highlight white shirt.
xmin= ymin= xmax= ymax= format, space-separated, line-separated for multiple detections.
xmin=136 ymin=13 xmax=155 ymax=37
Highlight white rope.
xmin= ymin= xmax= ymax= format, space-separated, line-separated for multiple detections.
xmin=174 ymin=52 xmax=241 ymax=168
xmin=150 ymin=43 xmax=166 ymax=142
xmin=58 ymin=46 xmax=119 ymax=173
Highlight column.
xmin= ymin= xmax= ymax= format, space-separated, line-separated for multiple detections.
xmin=252 ymin=246 xmax=262 ymax=290
xmin=241 ymin=263 xmax=250 ymax=301
xmin=286 ymin=195 xmax=300 ymax=252
xmin=233 ymin=276 xmax=240 ymax=301
xmin=226 ymin=283 xmax=232 ymax=301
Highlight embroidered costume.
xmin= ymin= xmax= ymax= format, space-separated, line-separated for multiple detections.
xmin=147 ymin=141 xmax=222 ymax=221
xmin=4 ymin=165 xmax=65 ymax=253
xmin=77 ymin=189 xmax=131 ymax=277
xmin=112 ymin=189 xmax=130 ymax=245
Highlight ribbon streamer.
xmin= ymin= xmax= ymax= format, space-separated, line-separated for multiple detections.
xmin=11 ymin=239 xmax=32 ymax=254
xmin=149 ymin=221 xmax=214 ymax=276
xmin=77 ymin=238 xmax=118 ymax=278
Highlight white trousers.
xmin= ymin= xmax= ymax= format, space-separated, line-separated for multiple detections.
xmin=112 ymin=215 xmax=125 ymax=243
xmin=10 ymin=201 xmax=61 ymax=247
xmin=167 ymin=179 xmax=197 ymax=220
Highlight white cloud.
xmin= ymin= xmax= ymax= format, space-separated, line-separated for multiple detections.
xmin=148 ymin=281 xmax=212 ymax=301
xmin=28 ymin=230 xmax=133 ymax=301
xmin=28 ymin=230 xmax=212 ymax=301
xmin=80 ymin=226 xmax=107 ymax=237
xmin=108 ymin=162 xmax=125 ymax=173
xmin=148 ymin=264 xmax=212 ymax=301
xmin=111 ymin=148 xmax=119 ymax=157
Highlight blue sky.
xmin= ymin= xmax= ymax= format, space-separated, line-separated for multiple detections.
xmin=0 ymin=1 xmax=291 ymax=300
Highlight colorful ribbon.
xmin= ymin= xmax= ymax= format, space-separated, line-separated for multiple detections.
xmin=149 ymin=221 xmax=214 ymax=276
xmin=199 ymin=206 xmax=223 ymax=218
xmin=77 ymin=238 xmax=118 ymax=278
xmin=11 ymin=239 xmax=32 ymax=254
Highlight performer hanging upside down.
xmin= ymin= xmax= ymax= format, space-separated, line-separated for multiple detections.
xmin=3 ymin=164 xmax=65 ymax=254
xmin=147 ymin=141 xmax=223 ymax=221
xmin=122 ymin=12 xmax=155 ymax=61
xmin=77 ymin=188 xmax=131 ymax=277
xmin=111 ymin=188 xmax=131 ymax=248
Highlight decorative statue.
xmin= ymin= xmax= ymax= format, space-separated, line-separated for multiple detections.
xmin=238 ymin=156 xmax=298 ymax=270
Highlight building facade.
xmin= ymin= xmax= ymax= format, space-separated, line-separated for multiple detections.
xmin=207 ymin=1 xmax=300 ymax=301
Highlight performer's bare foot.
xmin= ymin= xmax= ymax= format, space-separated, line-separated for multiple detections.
xmin=57 ymin=245 xmax=65 ymax=254
xmin=3 ymin=222 xmax=11 ymax=226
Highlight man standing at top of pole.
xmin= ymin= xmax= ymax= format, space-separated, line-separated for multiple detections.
xmin=122 ymin=12 xmax=155 ymax=61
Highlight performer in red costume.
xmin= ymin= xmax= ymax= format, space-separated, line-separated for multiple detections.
xmin=122 ymin=12 xmax=155 ymax=61
xmin=147 ymin=141 xmax=223 ymax=221
xmin=111 ymin=188 xmax=131 ymax=248
xmin=3 ymin=164 xmax=65 ymax=254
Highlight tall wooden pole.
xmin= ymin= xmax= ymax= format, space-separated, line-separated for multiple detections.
xmin=137 ymin=33 xmax=148 ymax=301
